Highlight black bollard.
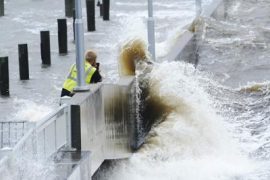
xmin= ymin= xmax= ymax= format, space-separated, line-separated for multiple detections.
xmin=73 ymin=8 xmax=75 ymax=42
xmin=57 ymin=19 xmax=68 ymax=55
xmin=100 ymin=4 xmax=103 ymax=17
xmin=18 ymin=44 xmax=29 ymax=80
xmin=96 ymin=0 xmax=103 ymax=17
xmin=102 ymin=0 xmax=110 ymax=21
xmin=0 ymin=0 xmax=4 ymax=16
xmin=0 ymin=57 xmax=9 ymax=96
xmin=97 ymin=0 xmax=101 ymax=6
xmin=65 ymin=0 xmax=75 ymax=17
xmin=86 ymin=0 xmax=95 ymax=31
xmin=40 ymin=31 xmax=51 ymax=66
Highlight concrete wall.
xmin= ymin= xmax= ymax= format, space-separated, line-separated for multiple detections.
xmin=103 ymin=76 xmax=136 ymax=158
xmin=166 ymin=0 xmax=226 ymax=64
xmin=54 ymin=151 xmax=91 ymax=180
xmin=70 ymin=76 xmax=136 ymax=175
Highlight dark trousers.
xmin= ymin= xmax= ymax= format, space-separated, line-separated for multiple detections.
xmin=61 ymin=88 xmax=74 ymax=97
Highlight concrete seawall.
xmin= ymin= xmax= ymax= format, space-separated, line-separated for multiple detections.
xmin=69 ymin=76 xmax=137 ymax=175
xmin=166 ymin=0 xmax=226 ymax=64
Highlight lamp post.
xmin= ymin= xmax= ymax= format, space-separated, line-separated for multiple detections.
xmin=74 ymin=0 xmax=89 ymax=91
xmin=147 ymin=0 xmax=156 ymax=61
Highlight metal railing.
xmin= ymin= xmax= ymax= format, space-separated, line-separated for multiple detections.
xmin=0 ymin=104 xmax=71 ymax=167
xmin=0 ymin=121 xmax=30 ymax=149
xmin=14 ymin=105 xmax=70 ymax=158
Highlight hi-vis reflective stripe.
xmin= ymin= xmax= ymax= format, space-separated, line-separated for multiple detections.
xmin=85 ymin=66 xmax=93 ymax=78
xmin=67 ymin=65 xmax=93 ymax=82
xmin=67 ymin=66 xmax=76 ymax=81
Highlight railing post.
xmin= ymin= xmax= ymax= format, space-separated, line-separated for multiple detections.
xmin=32 ymin=129 xmax=38 ymax=159
xmin=0 ymin=57 xmax=9 ymax=96
xmin=102 ymin=0 xmax=110 ymax=21
xmin=147 ymin=0 xmax=156 ymax=61
xmin=86 ymin=0 xmax=95 ymax=31
xmin=65 ymin=0 xmax=75 ymax=17
xmin=57 ymin=19 xmax=68 ymax=55
xmin=0 ymin=0 xmax=4 ymax=16
xmin=71 ymin=105 xmax=81 ymax=150
xmin=40 ymin=31 xmax=51 ymax=66
xmin=65 ymin=105 xmax=72 ymax=149
xmin=18 ymin=44 xmax=29 ymax=80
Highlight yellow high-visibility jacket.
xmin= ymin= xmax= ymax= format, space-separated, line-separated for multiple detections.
xmin=63 ymin=62 xmax=96 ymax=92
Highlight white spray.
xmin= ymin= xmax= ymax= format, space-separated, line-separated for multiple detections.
xmin=100 ymin=61 xmax=255 ymax=180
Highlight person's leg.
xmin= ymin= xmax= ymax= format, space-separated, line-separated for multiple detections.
xmin=61 ymin=88 xmax=72 ymax=97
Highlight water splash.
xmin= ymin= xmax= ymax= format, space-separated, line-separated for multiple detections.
xmin=98 ymin=61 xmax=255 ymax=180
xmin=12 ymin=99 xmax=53 ymax=122
xmin=118 ymin=39 xmax=149 ymax=76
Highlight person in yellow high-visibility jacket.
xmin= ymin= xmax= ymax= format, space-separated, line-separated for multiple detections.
xmin=61 ymin=50 xmax=102 ymax=97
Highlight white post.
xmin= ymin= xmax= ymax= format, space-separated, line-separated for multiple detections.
xmin=74 ymin=0 xmax=89 ymax=91
xmin=147 ymin=0 xmax=156 ymax=61
xmin=196 ymin=0 xmax=202 ymax=17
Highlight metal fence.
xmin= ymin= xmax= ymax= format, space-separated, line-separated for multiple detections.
xmin=0 ymin=105 xmax=70 ymax=167
xmin=0 ymin=121 xmax=30 ymax=149
xmin=14 ymin=105 xmax=71 ymax=158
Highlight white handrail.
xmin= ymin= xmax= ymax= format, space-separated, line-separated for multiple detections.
xmin=0 ymin=104 xmax=71 ymax=168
